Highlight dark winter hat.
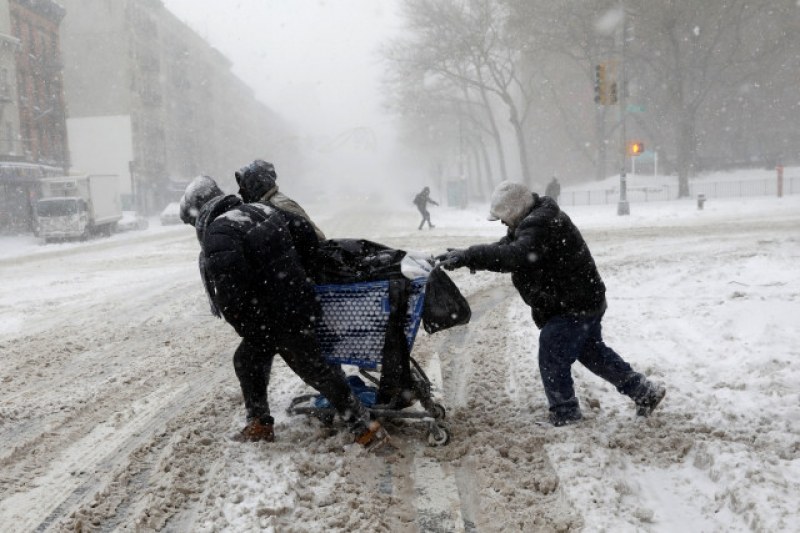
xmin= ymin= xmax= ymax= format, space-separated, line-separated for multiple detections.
xmin=180 ymin=175 xmax=224 ymax=227
xmin=235 ymin=159 xmax=277 ymax=203
xmin=488 ymin=181 xmax=534 ymax=225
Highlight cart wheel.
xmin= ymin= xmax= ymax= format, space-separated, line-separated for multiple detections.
xmin=427 ymin=425 xmax=451 ymax=447
xmin=317 ymin=413 xmax=335 ymax=426
xmin=431 ymin=403 xmax=446 ymax=420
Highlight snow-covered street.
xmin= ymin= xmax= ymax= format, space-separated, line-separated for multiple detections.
xmin=1 ymin=195 xmax=798 ymax=532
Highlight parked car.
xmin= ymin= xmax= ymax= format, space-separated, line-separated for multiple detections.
xmin=118 ymin=211 xmax=149 ymax=232
xmin=160 ymin=202 xmax=182 ymax=225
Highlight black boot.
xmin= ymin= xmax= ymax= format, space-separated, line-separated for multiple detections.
xmin=548 ymin=408 xmax=583 ymax=427
xmin=634 ymin=381 xmax=666 ymax=417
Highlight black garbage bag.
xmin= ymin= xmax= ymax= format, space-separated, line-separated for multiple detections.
xmin=422 ymin=267 xmax=471 ymax=334
xmin=316 ymin=238 xmax=406 ymax=284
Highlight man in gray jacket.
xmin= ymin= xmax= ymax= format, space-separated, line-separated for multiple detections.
xmin=235 ymin=159 xmax=326 ymax=241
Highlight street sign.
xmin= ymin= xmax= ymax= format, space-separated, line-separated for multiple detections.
xmin=626 ymin=104 xmax=645 ymax=113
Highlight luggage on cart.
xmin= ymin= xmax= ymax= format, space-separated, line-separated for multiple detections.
xmin=287 ymin=277 xmax=451 ymax=446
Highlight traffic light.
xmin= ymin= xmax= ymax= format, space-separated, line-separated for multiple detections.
xmin=608 ymin=81 xmax=618 ymax=104
xmin=594 ymin=64 xmax=606 ymax=104
xmin=628 ymin=141 xmax=645 ymax=156
xmin=595 ymin=63 xmax=619 ymax=105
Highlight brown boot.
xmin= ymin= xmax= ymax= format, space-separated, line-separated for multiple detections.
xmin=354 ymin=421 xmax=389 ymax=451
xmin=231 ymin=418 xmax=275 ymax=443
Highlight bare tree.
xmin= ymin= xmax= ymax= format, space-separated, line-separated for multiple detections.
xmin=386 ymin=0 xmax=799 ymax=195
xmin=382 ymin=51 xmax=497 ymax=198
xmin=505 ymin=0 xmax=621 ymax=182
xmin=384 ymin=0 xmax=542 ymax=188
xmin=627 ymin=0 xmax=798 ymax=196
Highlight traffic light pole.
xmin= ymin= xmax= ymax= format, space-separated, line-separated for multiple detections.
xmin=617 ymin=1 xmax=630 ymax=216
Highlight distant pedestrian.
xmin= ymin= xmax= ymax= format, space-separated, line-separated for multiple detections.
xmin=545 ymin=176 xmax=561 ymax=203
xmin=413 ymin=186 xmax=439 ymax=230
xmin=437 ymin=181 xmax=666 ymax=426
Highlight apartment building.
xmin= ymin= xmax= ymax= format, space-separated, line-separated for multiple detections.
xmin=60 ymin=0 xmax=289 ymax=214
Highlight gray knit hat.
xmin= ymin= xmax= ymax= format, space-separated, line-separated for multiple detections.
xmin=488 ymin=181 xmax=534 ymax=225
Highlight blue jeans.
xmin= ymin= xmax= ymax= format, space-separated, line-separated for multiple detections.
xmin=538 ymin=313 xmax=643 ymax=415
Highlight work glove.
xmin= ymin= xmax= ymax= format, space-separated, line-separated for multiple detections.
xmin=435 ymin=248 xmax=468 ymax=271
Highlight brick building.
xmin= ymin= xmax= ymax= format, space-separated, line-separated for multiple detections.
xmin=0 ymin=0 xmax=68 ymax=233
xmin=10 ymin=0 xmax=68 ymax=166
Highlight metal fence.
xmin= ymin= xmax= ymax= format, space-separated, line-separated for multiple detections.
xmin=559 ymin=176 xmax=799 ymax=207
xmin=690 ymin=177 xmax=800 ymax=198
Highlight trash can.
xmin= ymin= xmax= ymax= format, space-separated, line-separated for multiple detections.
xmin=697 ymin=194 xmax=706 ymax=210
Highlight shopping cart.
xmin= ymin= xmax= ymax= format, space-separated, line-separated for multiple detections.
xmin=287 ymin=277 xmax=451 ymax=446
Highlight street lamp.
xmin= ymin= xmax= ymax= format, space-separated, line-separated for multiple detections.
xmin=617 ymin=0 xmax=630 ymax=216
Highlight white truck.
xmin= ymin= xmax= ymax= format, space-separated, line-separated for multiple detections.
xmin=36 ymin=175 xmax=122 ymax=242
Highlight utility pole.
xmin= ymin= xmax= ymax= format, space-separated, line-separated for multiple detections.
xmin=617 ymin=1 xmax=630 ymax=216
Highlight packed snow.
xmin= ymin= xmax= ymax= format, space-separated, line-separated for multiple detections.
xmin=0 ymin=183 xmax=798 ymax=531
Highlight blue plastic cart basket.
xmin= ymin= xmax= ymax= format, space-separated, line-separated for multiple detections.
xmin=313 ymin=277 xmax=427 ymax=369
xmin=289 ymin=275 xmax=452 ymax=446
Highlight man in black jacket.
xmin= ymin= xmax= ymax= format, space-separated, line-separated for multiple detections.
xmin=437 ymin=181 xmax=665 ymax=426
xmin=179 ymin=176 xmax=387 ymax=448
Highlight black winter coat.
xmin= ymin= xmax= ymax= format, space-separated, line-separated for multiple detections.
xmin=258 ymin=203 xmax=323 ymax=277
xmin=196 ymin=195 xmax=320 ymax=338
xmin=413 ymin=190 xmax=438 ymax=209
xmin=462 ymin=194 xmax=606 ymax=328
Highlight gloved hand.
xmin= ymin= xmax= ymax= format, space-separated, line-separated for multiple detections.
xmin=435 ymin=248 xmax=468 ymax=271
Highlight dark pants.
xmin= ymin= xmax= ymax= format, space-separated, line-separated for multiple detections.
xmin=234 ymin=329 xmax=367 ymax=428
xmin=376 ymin=278 xmax=413 ymax=403
xmin=538 ymin=312 xmax=644 ymax=416
xmin=417 ymin=207 xmax=432 ymax=229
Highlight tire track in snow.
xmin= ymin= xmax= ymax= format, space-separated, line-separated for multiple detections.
xmin=406 ymin=280 xmax=582 ymax=530
xmin=1 ymin=366 xmax=225 ymax=532
xmin=410 ymin=351 xmax=466 ymax=532
xmin=66 ymin=368 xmax=237 ymax=532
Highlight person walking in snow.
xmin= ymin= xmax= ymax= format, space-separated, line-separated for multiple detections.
xmin=545 ymin=176 xmax=561 ymax=203
xmin=436 ymin=181 xmax=665 ymax=426
xmin=413 ymin=186 xmax=439 ymax=230
xmin=179 ymin=175 xmax=387 ymax=448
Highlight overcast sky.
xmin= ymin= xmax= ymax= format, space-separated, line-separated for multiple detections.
xmin=161 ymin=0 xmax=402 ymax=140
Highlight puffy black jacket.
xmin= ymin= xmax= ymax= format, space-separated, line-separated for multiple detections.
xmin=267 ymin=206 xmax=322 ymax=277
xmin=196 ymin=195 xmax=320 ymax=338
xmin=463 ymin=194 xmax=606 ymax=328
